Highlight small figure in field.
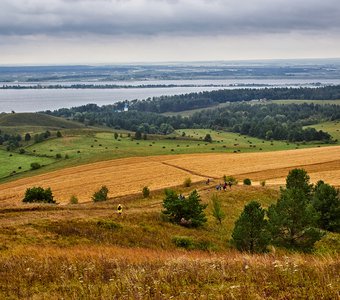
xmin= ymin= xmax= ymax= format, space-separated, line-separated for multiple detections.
xmin=178 ymin=194 xmax=185 ymax=200
xmin=223 ymin=182 xmax=227 ymax=191
xmin=228 ymin=181 xmax=232 ymax=189
xmin=216 ymin=184 xmax=222 ymax=191
xmin=206 ymin=178 xmax=210 ymax=185
xmin=117 ymin=204 xmax=123 ymax=215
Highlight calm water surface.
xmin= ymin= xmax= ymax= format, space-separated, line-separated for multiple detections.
xmin=1 ymin=79 xmax=339 ymax=113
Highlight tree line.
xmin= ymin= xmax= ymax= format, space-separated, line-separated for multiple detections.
xmin=47 ymin=101 xmax=340 ymax=142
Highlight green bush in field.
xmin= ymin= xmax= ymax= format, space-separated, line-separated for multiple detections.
xmin=142 ymin=186 xmax=150 ymax=198
xmin=69 ymin=195 xmax=78 ymax=204
xmin=92 ymin=186 xmax=109 ymax=202
xmin=172 ymin=236 xmax=195 ymax=249
xmin=204 ymin=133 xmax=212 ymax=143
xmin=23 ymin=187 xmax=55 ymax=204
xmin=183 ymin=177 xmax=192 ymax=187
xmin=30 ymin=162 xmax=41 ymax=170
xmin=243 ymin=178 xmax=252 ymax=185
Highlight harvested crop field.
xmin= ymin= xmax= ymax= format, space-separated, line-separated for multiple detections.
xmin=0 ymin=146 xmax=339 ymax=205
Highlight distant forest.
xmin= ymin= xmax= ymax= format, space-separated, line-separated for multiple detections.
xmin=47 ymin=86 xmax=340 ymax=142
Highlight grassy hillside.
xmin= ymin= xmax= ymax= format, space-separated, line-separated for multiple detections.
xmin=0 ymin=127 xmax=336 ymax=183
xmin=0 ymin=184 xmax=339 ymax=299
xmin=306 ymin=120 xmax=340 ymax=142
xmin=0 ymin=112 xmax=84 ymax=130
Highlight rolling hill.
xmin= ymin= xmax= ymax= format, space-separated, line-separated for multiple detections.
xmin=0 ymin=112 xmax=84 ymax=129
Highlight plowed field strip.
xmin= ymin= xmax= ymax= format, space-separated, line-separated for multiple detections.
xmin=161 ymin=162 xmax=219 ymax=179
xmin=236 ymin=159 xmax=340 ymax=181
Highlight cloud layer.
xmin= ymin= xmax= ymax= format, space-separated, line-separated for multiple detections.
xmin=1 ymin=0 xmax=340 ymax=37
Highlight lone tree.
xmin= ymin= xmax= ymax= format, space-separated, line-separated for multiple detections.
xmin=231 ymin=201 xmax=270 ymax=253
xmin=24 ymin=133 xmax=31 ymax=141
xmin=204 ymin=134 xmax=213 ymax=143
xmin=162 ymin=189 xmax=207 ymax=227
xmin=267 ymin=188 xmax=323 ymax=251
xmin=23 ymin=187 xmax=55 ymax=204
xmin=312 ymin=181 xmax=340 ymax=232
xmin=286 ymin=168 xmax=313 ymax=197
xmin=142 ymin=186 xmax=150 ymax=198
xmin=211 ymin=194 xmax=225 ymax=224
xmin=134 ymin=131 xmax=142 ymax=140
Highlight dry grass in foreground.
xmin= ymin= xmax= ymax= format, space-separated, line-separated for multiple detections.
xmin=0 ymin=146 xmax=339 ymax=205
xmin=1 ymin=246 xmax=339 ymax=299
xmin=0 ymin=183 xmax=339 ymax=299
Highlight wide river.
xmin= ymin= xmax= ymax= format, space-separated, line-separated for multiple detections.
xmin=1 ymin=79 xmax=339 ymax=113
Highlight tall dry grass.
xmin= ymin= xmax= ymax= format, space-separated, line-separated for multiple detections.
xmin=1 ymin=246 xmax=339 ymax=299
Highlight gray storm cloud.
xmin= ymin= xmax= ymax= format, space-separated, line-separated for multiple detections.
xmin=0 ymin=0 xmax=340 ymax=37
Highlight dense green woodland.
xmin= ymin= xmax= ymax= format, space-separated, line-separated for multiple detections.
xmin=47 ymin=86 xmax=340 ymax=142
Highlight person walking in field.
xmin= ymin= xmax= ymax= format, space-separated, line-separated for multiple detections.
xmin=117 ymin=204 xmax=123 ymax=215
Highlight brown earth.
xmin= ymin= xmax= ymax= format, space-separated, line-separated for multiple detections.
xmin=0 ymin=146 xmax=339 ymax=205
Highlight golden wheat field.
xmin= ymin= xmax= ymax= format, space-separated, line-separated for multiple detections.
xmin=0 ymin=146 xmax=339 ymax=205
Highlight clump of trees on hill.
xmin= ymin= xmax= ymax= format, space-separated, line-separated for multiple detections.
xmin=231 ymin=169 xmax=340 ymax=253
xmin=162 ymin=189 xmax=207 ymax=227
xmin=47 ymin=100 xmax=339 ymax=143
xmin=23 ymin=186 xmax=55 ymax=204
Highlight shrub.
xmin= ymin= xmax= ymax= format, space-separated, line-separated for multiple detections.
xmin=56 ymin=131 xmax=62 ymax=138
xmin=24 ymin=133 xmax=31 ymax=141
xmin=30 ymin=162 xmax=41 ymax=170
xmin=183 ymin=177 xmax=192 ymax=187
xmin=224 ymin=175 xmax=238 ymax=185
xmin=204 ymin=134 xmax=212 ymax=143
xmin=211 ymin=194 xmax=225 ymax=224
xmin=92 ymin=186 xmax=109 ymax=202
xmin=114 ymin=132 xmax=119 ymax=139
xmin=23 ymin=187 xmax=55 ymax=204
xmin=69 ymin=195 xmax=78 ymax=204
xmin=172 ymin=236 xmax=194 ymax=249
xmin=243 ymin=178 xmax=252 ymax=185
xmin=260 ymin=180 xmax=266 ymax=187
xmin=55 ymin=153 xmax=62 ymax=159
xmin=19 ymin=148 xmax=25 ymax=154
xmin=142 ymin=186 xmax=150 ymax=198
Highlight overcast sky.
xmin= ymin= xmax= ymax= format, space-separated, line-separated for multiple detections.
xmin=1 ymin=0 xmax=340 ymax=65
